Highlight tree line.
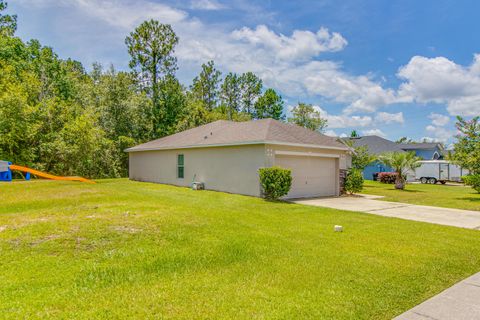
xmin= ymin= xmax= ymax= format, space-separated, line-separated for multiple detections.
xmin=1 ymin=2 xmax=328 ymax=178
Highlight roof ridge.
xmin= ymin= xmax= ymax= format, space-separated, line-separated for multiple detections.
xmin=263 ymin=118 xmax=275 ymax=140
xmin=127 ymin=118 xmax=348 ymax=152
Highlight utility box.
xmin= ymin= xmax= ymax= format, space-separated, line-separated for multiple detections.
xmin=192 ymin=182 xmax=205 ymax=190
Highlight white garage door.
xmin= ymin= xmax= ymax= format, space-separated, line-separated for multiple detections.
xmin=275 ymin=155 xmax=337 ymax=199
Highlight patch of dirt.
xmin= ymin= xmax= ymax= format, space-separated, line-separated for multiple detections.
xmin=0 ymin=225 xmax=7 ymax=232
xmin=30 ymin=234 xmax=61 ymax=246
xmin=111 ymin=226 xmax=142 ymax=234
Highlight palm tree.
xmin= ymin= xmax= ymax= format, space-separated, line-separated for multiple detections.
xmin=378 ymin=152 xmax=422 ymax=190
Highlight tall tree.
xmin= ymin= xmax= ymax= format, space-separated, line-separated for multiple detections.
xmin=0 ymin=0 xmax=16 ymax=37
xmin=190 ymin=60 xmax=221 ymax=111
xmin=396 ymin=137 xmax=413 ymax=144
xmin=239 ymin=72 xmax=262 ymax=115
xmin=288 ymin=103 xmax=328 ymax=132
xmin=450 ymin=116 xmax=480 ymax=174
xmin=254 ymin=88 xmax=284 ymax=120
xmin=350 ymin=130 xmax=359 ymax=138
xmin=220 ymin=72 xmax=241 ymax=120
xmin=157 ymin=75 xmax=187 ymax=136
xmin=125 ymin=20 xmax=179 ymax=137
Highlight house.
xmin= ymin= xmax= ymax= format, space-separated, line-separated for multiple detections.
xmin=399 ymin=143 xmax=444 ymax=160
xmin=126 ymin=119 xmax=351 ymax=199
xmin=347 ymin=136 xmax=444 ymax=180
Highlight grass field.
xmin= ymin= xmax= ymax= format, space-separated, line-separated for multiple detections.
xmin=362 ymin=180 xmax=480 ymax=211
xmin=1 ymin=179 xmax=480 ymax=319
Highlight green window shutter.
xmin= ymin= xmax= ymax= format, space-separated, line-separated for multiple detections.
xmin=177 ymin=154 xmax=184 ymax=178
xmin=177 ymin=166 xmax=184 ymax=179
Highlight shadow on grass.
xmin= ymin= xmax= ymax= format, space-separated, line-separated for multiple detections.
xmin=457 ymin=197 xmax=480 ymax=203
xmin=399 ymin=189 xmax=425 ymax=193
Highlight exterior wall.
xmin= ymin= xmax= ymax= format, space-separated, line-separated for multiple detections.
xmin=264 ymin=144 xmax=349 ymax=169
xmin=408 ymin=147 xmax=442 ymax=160
xmin=129 ymin=144 xmax=267 ymax=197
xmin=363 ymin=161 xmax=393 ymax=180
xmin=265 ymin=144 xmax=350 ymax=196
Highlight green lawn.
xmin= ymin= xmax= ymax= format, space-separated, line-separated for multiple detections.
xmin=1 ymin=180 xmax=480 ymax=319
xmin=362 ymin=180 xmax=480 ymax=211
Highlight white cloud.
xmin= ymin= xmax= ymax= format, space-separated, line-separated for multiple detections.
xmin=313 ymin=106 xmax=373 ymax=128
xmin=397 ymin=54 xmax=480 ymax=116
xmin=15 ymin=0 xmax=400 ymax=116
xmin=375 ymin=112 xmax=404 ymax=124
xmin=324 ymin=130 xmax=338 ymax=137
xmin=424 ymin=125 xmax=456 ymax=142
xmin=190 ymin=0 xmax=225 ymax=10
xmin=447 ymin=96 xmax=480 ymax=117
xmin=361 ymin=129 xmax=387 ymax=138
xmin=232 ymin=25 xmax=347 ymax=62
xmin=23 ymin=0 xmax=188 ymax=29
xmin=428 ymin=113 xmax=449 ymax=126
xmin=16 ymin=0 xmax=480 ymax=120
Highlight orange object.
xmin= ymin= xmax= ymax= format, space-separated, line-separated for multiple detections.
xmin=9 ymin=165 xmax=95 ymax=184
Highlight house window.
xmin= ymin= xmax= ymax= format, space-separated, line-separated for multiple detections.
xmin=177 ymin=154 xmax=184 ymax=179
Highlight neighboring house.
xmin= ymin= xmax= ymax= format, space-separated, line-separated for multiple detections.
xmin=126 ymin=119 xmax=351 ymax=199
xmin=399 ymin=143 xmax=444 ymax=160
xmin=347 ymin=136 xmax=444 ymax=180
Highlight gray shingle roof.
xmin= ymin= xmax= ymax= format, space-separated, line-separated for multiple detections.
xmin=345 ymin=136 xmax=444 ymax=154
xmin=126 ymin=119 xmax=348 ymax=152
xmin=346 ymin=136 xmax=405 ymax=154
xmin=400 ymin=143 xmax=443 ymax=150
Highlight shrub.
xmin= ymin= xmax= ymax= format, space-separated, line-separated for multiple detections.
xmin=378 ymin=172 xmax=398 ymax=184
xmin=344 ymin=169 xmax=364 ymax=194
xmin=463 ymin=174 xmax=480 ymax=193
xmin=259 ymin=166 xmax=292 ymax=200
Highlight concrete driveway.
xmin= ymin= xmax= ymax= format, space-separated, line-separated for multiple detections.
xmin=292 ymin=195 xmax=480 ymax=229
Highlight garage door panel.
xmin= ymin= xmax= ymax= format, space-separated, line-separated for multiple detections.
xmin=275 ymin=155 xmax=337 ymax=199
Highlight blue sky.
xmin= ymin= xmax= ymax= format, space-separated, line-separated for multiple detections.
xmin=8 ymin=0 xmax=480 ymax=143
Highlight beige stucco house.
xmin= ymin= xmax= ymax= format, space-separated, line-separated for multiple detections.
xmin=126 ymin=119 xmax=351 ymax=199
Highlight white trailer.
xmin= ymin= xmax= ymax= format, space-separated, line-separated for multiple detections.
xmin=415 ymin=160 xmax=469 ymax=184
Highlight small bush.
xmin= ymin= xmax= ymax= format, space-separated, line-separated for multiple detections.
xmin=463 ymin=174 xmax=480 ymax=193
xmin=345 ymin=169 xmax=364 ymax=194
xmin=259 ymin=166 xmax=292 ymax=200
xmin=378 ymin=172 xmax=398 ymax=184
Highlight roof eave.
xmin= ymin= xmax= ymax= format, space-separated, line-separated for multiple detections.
xmin=125 ymin=140 xmax=350 ymax=153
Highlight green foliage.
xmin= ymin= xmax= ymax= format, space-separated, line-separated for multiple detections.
xmin=0 ymin=11 xmax=285 ymax=180
xmin=463 ymin=174 xmax=480 ymax=193
xmin=378 ymin=152 xmax=422 ymax=189
xmin=350 ymin=130 xmax=359 ymax=138
xmin=0 ymin=0 xmax=16 ymax=37
xmin=450 ymin=116 xmax=480 ymax=174
xmin=258 ymin=166 xmax=292 ymax=200
xmin=254 ymin=88 xmax=285 ymax=120
xmin=156 ymin=75 xmax=187 ymax=136
xmin=220 ymin=72 xmax=241 ymax=119
xmin=190 ymin=60 xmax=221 ymax=111
xmin=396 ymin=137 xmax=414 ymax=144
xmin=344 ymin=169 xmax=364 ymax=194
xmin=125 ymin=20 xmax=179 ymax=137
xmin=239 ymin=71 xmax=262 ymax=115
xmin=288 ymin=103 xmax=328 ymax=132
xmin=351 ymin=145 xmax=376 ymax=170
